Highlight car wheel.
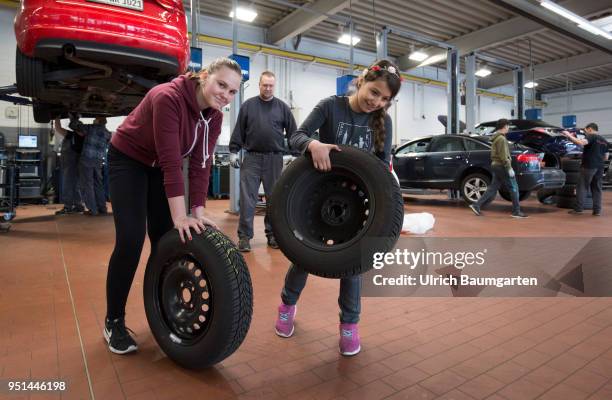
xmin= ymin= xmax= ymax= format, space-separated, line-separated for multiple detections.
xmin=560 ymin=158 xmax=581 ymax=173
xmin=16 ymin=47 xmax=44 ymax=98
xmin=555 ymin=195 xmax=593 ymax=210
xmin=143 ymin=228 xmax=253 ymax=369
xmin=32 ymin=104 xmax=53 ymax=123
xmin=460 ymin=173 xmax=492 ymax=205
xmin=537 ymin=189 xmax=556 ymax=205
xmin=564 ymin=171 xmax=580 ymax=185
xmin=269 ymin=146 xmax=404 ymax=279
xmin=556 ymin=185 xmax=576 ymax=197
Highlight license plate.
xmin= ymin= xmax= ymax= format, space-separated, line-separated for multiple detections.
xmin=88 ymin=0 xmax=144 ymax=11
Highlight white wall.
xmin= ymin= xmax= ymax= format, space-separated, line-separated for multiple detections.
xmin=542 ymin=86 xmax=612 ymax=137
xmin=0 ymin=4 xmax=516 ymax=147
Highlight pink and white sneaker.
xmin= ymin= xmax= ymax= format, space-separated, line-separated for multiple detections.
xmin=339 ymin=323 xmax=361 ymax=356
xmin=275 ymin=303 xmax=296 ymax=338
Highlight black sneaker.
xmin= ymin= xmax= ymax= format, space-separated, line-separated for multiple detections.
xmin=55 ymin=207 xmax=72 ymax=215
xmin=238 ymin=238 xmax=251 ymax=252
xmin=469 ymin=204 xmax=481 ymax=216
xmin=593 ymin=211 xmax=602 ymax=216
xmin=267 ymin=236 xmax=279 ymax=249
xmin=103 ymin=318 xmax=138 ymax=354
xmin=568 ymin=210 xmax=583 ymax=215
xmin=511 ymin=212 xmax=529 ymax=219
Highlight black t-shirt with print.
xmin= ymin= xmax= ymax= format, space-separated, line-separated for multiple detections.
xmin=582 ymin=133 xmax=609 ymax=169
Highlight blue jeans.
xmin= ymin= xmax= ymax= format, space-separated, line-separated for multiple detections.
xmin=474 ymin=164 xmax=520 ymax=215
xmin=281 ymin=264 xmax=361 ymax=323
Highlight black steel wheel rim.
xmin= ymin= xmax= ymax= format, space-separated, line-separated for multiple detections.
xmin=286 ymin=168 xmax=374 ymax=251
xmin=157 ymin=255 xmax=212 ymax=344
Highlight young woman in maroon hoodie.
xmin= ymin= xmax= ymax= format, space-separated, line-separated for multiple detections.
xmin=103 ymin=58 xmax=242 ymax=354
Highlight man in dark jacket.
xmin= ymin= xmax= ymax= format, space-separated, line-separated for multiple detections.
xmin=70 ymin=116 xmax=111 ymax=215
xmin=53 ymin=118 xmax=84 ymax=214
xmin=229 ymin=71 xmax=297 ymax=252
xmin=564 ymin=123 xmax=609 ymax=216
xmin=469 ymin=118 xmax=528 ymax=218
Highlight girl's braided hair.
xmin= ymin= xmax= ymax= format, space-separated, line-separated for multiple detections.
xmin=357 ymin=59 xmax=402 ymax=152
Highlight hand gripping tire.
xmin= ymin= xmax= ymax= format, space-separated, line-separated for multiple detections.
xmin=269 ymin=146 xmax=404 ymax=278
xmin=144 ymin=228 xmax=253 ymax=369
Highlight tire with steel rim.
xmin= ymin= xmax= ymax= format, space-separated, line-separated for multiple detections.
xmin=144 ymin=228 xmax=253 ymax=369
xmin=269 ymin=146 xmax=404 ymax=279
xmin=460 ymin=172 xmax=493 ymax=205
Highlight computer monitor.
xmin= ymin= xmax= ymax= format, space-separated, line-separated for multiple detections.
xmin=18 ymin=134 xmax=38 ymax=148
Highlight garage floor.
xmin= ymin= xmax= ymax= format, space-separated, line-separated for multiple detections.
xmin=1 ymin=194 xmax=612 ymax=400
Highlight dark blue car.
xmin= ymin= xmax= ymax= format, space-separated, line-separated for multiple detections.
xmin=392 ymin=134 xmax=566 ymax=205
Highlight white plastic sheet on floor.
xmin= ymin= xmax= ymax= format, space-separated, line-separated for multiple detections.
xmin=401 ymin=212 xmax=435 ymax=234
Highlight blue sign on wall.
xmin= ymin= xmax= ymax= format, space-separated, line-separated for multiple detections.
xmin=562 ymin=115 xmax=577 ymax=128
xmin=229 ymin=54 xmax=250 ymax=81
xmin=525 ymin=108 xmax=542 ymax=121
xmin=188 ymin=47 xmax=203 ymax=72
xmin=336 ymin=75 xmax=356 ymax=95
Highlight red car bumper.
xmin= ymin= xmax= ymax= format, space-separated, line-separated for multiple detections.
xmin=15 ymin=0 xmax=189 ymax=74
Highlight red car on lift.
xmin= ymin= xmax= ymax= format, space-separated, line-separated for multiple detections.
xmin=14 ymin=0 xmax=189 ymax=122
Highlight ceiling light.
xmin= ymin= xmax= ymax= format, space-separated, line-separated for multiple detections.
xmin=338 ymin=33 xmax=360 ymax=46
xmin=524 ymin=81 xmax=538 ymax=89
xmin=409 ymin=51 xmax=428 ymax=62
xmin=540 ymin=0 xmax=612 ymax=40
xmin=229 ymin=7 xmax=257 ymax=22
xmin=475 ymin=67 xmax=492 ymax=77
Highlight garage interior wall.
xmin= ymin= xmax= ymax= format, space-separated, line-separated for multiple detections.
xmin=1 ymin=4 xmax=515 ymax=147
xmin=542 ymin=85 xmax=612 ymax=137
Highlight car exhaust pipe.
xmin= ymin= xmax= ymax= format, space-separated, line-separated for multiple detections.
xmin=64 ymin=47 xmax=112 ymax=79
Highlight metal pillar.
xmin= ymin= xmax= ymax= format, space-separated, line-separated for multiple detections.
xmin=465 ymin=53 xmax=477 ymax=134
xmin=376 ymin=27 xmax=388 ymax=60
xmin=349 ymin=21 xmax=354 ymax=72
xmin=446 ymin=48 xmax=460 ymax=134
xmin=229 ymin=0 xmax=242 ymax=213
xmin=185 ymin=0 xmax=200 ymax=212
xmin=513 ymin=69 xmax=525 ymax=120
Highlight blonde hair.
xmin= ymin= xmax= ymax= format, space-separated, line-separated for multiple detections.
xmin=187 ymin=57 xmax=242 ymax=81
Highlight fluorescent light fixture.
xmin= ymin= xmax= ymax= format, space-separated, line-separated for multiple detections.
xmin=540 ymin=0 xmax=612 ymax=40
xmin=475 ymin=67 xmax=492 ymax=78
xmin=408 ymin=51 xmax=428 ymax=61
xmin=577 ymin=23 xmax=612 ymax=39
xmin=524 ymin=81 xmax=538 ymax=89
xmin=229 ymin=7 xmax=257 ymax=22
xmin=337 ymin=33 xmax=360 ymax=46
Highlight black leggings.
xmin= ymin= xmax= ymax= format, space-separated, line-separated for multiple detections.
xmin=106 ymin=144 xmax=173 ymax=320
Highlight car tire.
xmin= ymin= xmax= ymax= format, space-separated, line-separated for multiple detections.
xmin=564 ymin=171 xmax=580 ymax=185
xmin=32 ymin=104 xmax=53 ymax=123
xmin=556 ymin=185 xmax=576 ymax=197
xmin=498 ymin=190 xmax=531 ymax=202
xmin=16 ymin=47 xmax=44 ymax=98
xmin=537 ymin=189 xmax=556 ymax=205
xmin=560 ymin=158 xmax=581 ymax=173
xmin=555 ymin=195 xmax=593 ymax=210
xmin=143 ymin=228 xmax=253 ymax=369
xmin=269 ymin=146 xmax=404 ymax=279
xmin=460 ymin=173 xmax=493 ymax=205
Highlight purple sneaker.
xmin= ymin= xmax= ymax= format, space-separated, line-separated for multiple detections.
xmin=275 ymin=303 xmax=296 ymax=338
xmin=339 ymin=323 xmax=361 ymax=356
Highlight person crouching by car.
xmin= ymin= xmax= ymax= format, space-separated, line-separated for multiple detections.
xmin=563 ymin=123 xmax=609 ymax=216
xmin=469 ymin=118 xmax=528 ymax=219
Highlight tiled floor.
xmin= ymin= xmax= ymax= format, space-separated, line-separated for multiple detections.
xmin=1 ymin=193 xmax=612 ymax=400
